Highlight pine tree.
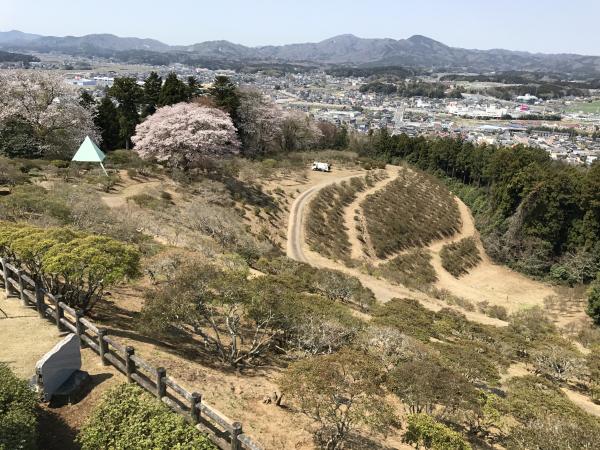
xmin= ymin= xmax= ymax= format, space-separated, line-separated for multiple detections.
xmin=109 ymin=77 xmax=143 ymax=149
xmin=209 ymin=76 xmax=240 ymax=122
xmin=95 ymin=95 xmax=121 ymax=151
xmin=187 ymin=76 xmax=201 ymax=99
xmin=158 ymin=73 xmax=188 ymax=107
xmin=142 ymin=71 xmax=162 ymax=117
xmin=79 ymin=90 xmax=96 ymax=110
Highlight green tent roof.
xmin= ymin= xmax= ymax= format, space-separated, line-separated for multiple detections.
xmin=72 ymin=136 xmax=106 ymax=162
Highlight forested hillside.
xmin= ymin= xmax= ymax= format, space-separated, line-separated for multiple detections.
xmin=358 ymin=131 xmax=600 ymax=284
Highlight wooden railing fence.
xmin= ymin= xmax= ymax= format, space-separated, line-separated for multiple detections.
xmin=0 ymin=257 xmax=263 ymax=450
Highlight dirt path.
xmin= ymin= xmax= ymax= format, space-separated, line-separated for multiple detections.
xmin=344 ymin=168 xmax=397 ymax=260
xmin=0 ymin=293 xmax=63 ymax=379
xmin=428 ymin=196 xmax=555 ymax=313
xmin=286 ymin=170 xmax=507 ymax=327
xmin=101 ymin=179 xmax=164 ymax=209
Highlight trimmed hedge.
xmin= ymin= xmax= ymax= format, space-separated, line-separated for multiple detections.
xmin=0 ymin=363 xmax=38 ymax=450
xmin=78 ymin=384 xmax=216 ymax=450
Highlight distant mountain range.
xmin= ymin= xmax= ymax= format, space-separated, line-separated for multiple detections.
xmin=1 ymin=30 xmax=600 ymax=76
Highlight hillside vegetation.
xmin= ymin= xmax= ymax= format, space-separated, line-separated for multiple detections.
xmin=358 ymin=131 xmax=600 ymax=286
xmin=361 ymin=169 xmax=461 ymax=258
xmin=440 ymin=237 xmax=482 ymax=277
xmin=306 ymin=171 xmax=387 ymax=262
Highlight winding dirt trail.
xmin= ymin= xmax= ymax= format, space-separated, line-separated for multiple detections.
xmin=286 ymin=167 xmax=507 ymax=327
xmin=428 ymin=196 xmax=555 ymax=313
xmin=343 ymin=169 xmax=397 ymax=260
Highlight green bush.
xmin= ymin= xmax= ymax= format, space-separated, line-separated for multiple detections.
xmin=0 ymin=185 xmax=70 ymax=222
xmin=404 ymin=414 xmax=471 ymax=450
xmin=375 ymin=249 xmax=437 ymax=290
xmin=0 ymin=363 xmax=38 ymax=450
xmin=587 ymin=274 xmax=600 ymax=325
xmin=440 ymin=237 xmax=481 ymax=277
xmin=104 ymin=149 xmax=146 ymax=169
xmin=78 ymin=383 xmax=216 ymax=450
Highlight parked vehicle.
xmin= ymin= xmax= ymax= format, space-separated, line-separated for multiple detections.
xmin=312 ymin=161 xmax=331 ymax=172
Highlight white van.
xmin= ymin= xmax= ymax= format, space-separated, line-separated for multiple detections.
xmin=312 ymin=162 xmax=331 ymax=172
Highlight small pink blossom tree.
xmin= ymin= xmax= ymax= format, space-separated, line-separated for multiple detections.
xmin=132 ymin=103 xmax=240 ymax=169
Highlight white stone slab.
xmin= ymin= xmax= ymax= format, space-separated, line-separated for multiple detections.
xmin=35 ymin=334 xmax=81 ymax=401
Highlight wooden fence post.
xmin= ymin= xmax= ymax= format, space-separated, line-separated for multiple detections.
xmin=75 ymin=310 xmax=85 ymax=342
xmin=231 ymin=422 xmax=243 ymax=450
xmin=125 ymin=346 xmax=135 ymax=383
xmin=190 ymin=392 xmax=201 ymax=424
xmin=16 ymin=270 xmax=26 ymax=306
xmin=35 ymin=280 xmax=45 ymax=318
xmin=54 ymin=295 xmax=64 ymax=331
xmin=98 ymin=329 xmax=108 ymax=365
xmin=156 ymin=367 xmax=166 ymax=400
xmin=1 ymin=258 xmax=13 ymax=297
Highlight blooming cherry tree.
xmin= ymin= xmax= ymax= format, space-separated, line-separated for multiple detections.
xmin=0 ymin=70 xmax=98 ymax=157
xmin=132 ymin=103 xmax=240 ymax=169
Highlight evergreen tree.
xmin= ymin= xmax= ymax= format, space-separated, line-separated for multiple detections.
xmin=79 ymin=90 xmax=96 ymax=110
xmin=95 ymin=95 xmax=121 ymax=151
xmin=158 ymin=73 xmax=188 ymax=107
xmin=187 ymin=76 xmax=201 ymax=99
xmin=209 ymin=76 xmax=240 ymax=123
xmin=142 ymin=71 xmax=162 ymax=117
xmin=109 ymin=77 xmax=143 ymax=150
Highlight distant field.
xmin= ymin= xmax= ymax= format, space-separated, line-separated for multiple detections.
xmin=566 ymin=100 xmax=600 ymax=114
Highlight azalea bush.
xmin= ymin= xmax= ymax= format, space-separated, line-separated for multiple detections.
xmin=0 ymin=363 xmax=38 ymax=450
xmin=78 ymin=384 xmax=216 ymax=450
xmin=0 ymin=222 xmax=140 ymax=312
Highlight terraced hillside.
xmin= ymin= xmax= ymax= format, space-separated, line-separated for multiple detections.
xmin=361 ymin=170 xmax=461 ymax=258
xmin=306 ymin=171 xmax=388 ymax=262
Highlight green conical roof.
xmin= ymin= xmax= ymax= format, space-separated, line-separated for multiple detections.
xmin=72 ymin=136 xmax=106 ymax=162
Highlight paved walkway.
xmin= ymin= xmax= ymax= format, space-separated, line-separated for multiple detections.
xmin=0 ymin=293 xmax=63 ymax=379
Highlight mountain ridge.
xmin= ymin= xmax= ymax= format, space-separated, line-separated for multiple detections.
xmin=1 ymin=30 xmax=599 ymax=75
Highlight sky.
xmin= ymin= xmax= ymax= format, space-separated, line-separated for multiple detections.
xmin=2 ymin=0 xmax=599 ymax=55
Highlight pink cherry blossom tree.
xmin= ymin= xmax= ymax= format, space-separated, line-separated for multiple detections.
xmin=0 ymin=70 xmax=98 ymax=158
xmin=132 ymin=103 xmax=240 ymax=169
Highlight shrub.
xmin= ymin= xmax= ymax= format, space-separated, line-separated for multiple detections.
xmin=42 ymin=235 xmax=141 ymax=312
xmin=375 ymin=249 xmax=437 ymax=290
xmin=128 ymin=193 xmax=169 ymax=210
xmin=78 ymin=383 xmax=216 ymax=450
xmin=440 ymin=237 xmax=481 ymax=277
xmin=0 ymin=185 xmax=70 ymax=223
xmin=404 ymin=414 xmax=471 ymax=450
xmin=477 ymin=301 xmax=509 ymax=320
xmin=279 ymin=350 xmax=397 ymax=450
xmin=587 ymin=275 xmax=600 ymax=325
xmin=362 ymin=170 xmax=461 ymax=258
xmin=105 ymin=149 xmax=145 ymax=169
xmin=0 ymin=363 xmax=38 ymax=450
xmin=0 ymin=157 xmax=29 ymax=186
xmin=503 ymin=376 xmax=600 ymax=448
xmin=306 ymin=172 xmax=387 ymax=262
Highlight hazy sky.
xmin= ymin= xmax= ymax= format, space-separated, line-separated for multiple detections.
xmin=2 ymin=0 xmax=599 ymax=55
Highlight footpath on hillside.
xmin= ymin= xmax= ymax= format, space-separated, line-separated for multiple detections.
xmin=0 ymin=293 xmax=62 ymax=378
xmin=0 ymin=293 xmax=122 ymax=450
